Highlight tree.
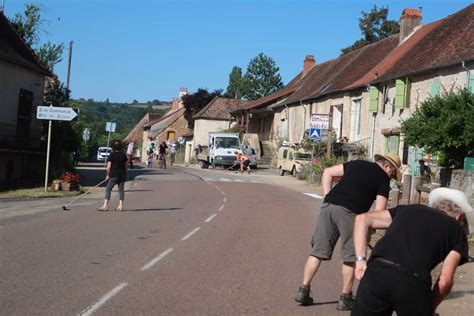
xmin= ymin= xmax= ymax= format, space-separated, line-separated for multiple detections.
xmin=132 ymin=99 xmax=139 ymax=104
xmin=401 ymin=89 xmax=474 ymax=168
xmin=341 ymin=5 xmax=399 ymax=55
xmin=242 ymin=53 xmax=284 ymax=100
xmin=182 ymin=88 xmax=223 ymax=128
xmin=9 ymin=3 xmax=64 ymax=71
xmin=226 ymin=66 xmax=244 ymax=99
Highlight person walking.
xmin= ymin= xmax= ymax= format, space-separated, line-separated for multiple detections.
xmin=295 ymin=153 xmax=401 ymax=311
xmin=126 ymin=141 xmax=134 ymax=169
xmin=97 ymin=140 xmax=128 ymax=212
xmin=351 ymin=187 xmax=470 ymax=316
xmin=146 ymin=142 xmax=156 ymax=168
xmin=169 ymin=143 xmax=177 ymax=166
xmin=158 ymin=141 xmax=168 ymax=169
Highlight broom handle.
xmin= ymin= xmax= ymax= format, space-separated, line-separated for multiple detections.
xmin=65 ymin=179 xmax=107 ymax=205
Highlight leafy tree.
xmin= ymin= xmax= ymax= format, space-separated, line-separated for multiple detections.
xmin=132 ymin=99 xmax=139 ymax=104
xmin=226 ymin=66 xmax=244 ymax=99
xmin=401 ymin=89 xmax=474 ymax=168
xmin=9 ymin=3 xmax=64 ymax=71
xmin=341 ymin=5 xmax=399 ymax=55
xmin=242 ymin=53 xmax=284 ymax=100
xmin=182 ymin=88 xmax=223 ymax=128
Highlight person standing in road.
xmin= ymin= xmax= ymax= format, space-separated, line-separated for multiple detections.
xmin=158 ymin=141 xmax=168 ymax=169
xmin=97 ymin=140 xmax=128 ymax=212
xmin=295 ymin=153 xmax=401 ymax=311
xmin=169 ymin=143 xmax=177 ymax=166
xmin=126 ymin=141 xmax=134 ymax=169
xmin=146 ymin=142 xmax=156 ymax=168
xmin=351 ymin=188 xmax=470 ymax=316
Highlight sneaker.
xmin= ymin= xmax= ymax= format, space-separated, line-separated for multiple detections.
xmin=336 ymin=293 xmax=354 ymax=311
xmin=295 ymin=286 xmax=313 ymax=306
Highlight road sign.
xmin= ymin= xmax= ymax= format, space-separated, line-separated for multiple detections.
xmin=36 ymin=106 xmax=78 ymax=121
xmin=310 ymin=114 xmax=329 ymax=129
xmin=82 ymin=128 xmax=90 ymax=142
xmin=105 ymin=122 xmax=116 ymax=132
xmin=309 ymin=128 xmax=321 ymax=140
xmin=178 ymin=136 xmax=185 ymax=145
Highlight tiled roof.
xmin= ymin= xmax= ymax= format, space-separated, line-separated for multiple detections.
xmin=194 ymin=97 xmax=248 ymax=119
xmin=374 ymin=4 xmax=474 ymax=82
xmin=123 ymin=113 xmax=162 ymax=144
xmin=0 ymin=12 xmax=52 ymax=76
xmin=149 ymin=108 xmax=185 ymax=137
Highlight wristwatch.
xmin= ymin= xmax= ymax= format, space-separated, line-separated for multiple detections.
xmin=356 ymin=256 xmax=367 ymax=261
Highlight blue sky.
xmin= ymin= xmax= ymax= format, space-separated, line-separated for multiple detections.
xmin=4 ymin=0 xmax=472 ymax=103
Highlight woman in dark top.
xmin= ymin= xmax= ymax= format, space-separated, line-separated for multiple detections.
xmin=97 ymin=140 xmax=128 ymax=211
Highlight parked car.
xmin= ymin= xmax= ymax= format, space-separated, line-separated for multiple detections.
xmin=97 ymin=147 xmax=112 ymax=162
xmin=277 ymin=146 xmax=311 ymax=176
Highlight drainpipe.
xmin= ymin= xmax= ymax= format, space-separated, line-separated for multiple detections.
xmin=366 ymin=84 xmax=376 ymax=158
xmin=284 ymin=105 xmax=290 ymax=142
xmin=461 ymin=61 xmax=471 ymax=90
xmin=300 ymin=99 xmax=308 ymax=139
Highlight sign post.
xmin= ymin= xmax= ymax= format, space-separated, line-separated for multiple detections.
xmin=82 ymin=128 xmax=90 ymax=143
xmin=37 ymin=105 xmax=78 ymax=192
xmin=105 ymin=122 xmax=116 ymax=166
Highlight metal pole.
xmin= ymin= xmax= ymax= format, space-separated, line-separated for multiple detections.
xmin=326 ymin=107 xmax=333 ymax=157
xmin=105 ymin=129 xmax=111 ymax=167
xmin=66 ymin=41 xmax=73 ymax=98
xmin=44 ymin=110 xmax=53 ymax=192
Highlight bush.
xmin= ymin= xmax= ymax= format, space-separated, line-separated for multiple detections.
xmin=312 ymin=155 xmax=345 ymax=175
xmin=60 ymin=171 xmax=81 ymax=184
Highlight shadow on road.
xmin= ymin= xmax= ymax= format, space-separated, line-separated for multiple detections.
xmin=125 ymin=207 xmax=182 ymax=212
xmin=308 ymin=300 xmax=338 ymax=306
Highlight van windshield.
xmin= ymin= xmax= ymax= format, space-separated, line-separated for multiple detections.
xmin=215 ymin=137 xmax=240 ymax=149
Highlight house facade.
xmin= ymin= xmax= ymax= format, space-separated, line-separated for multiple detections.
xmin=0 ymin=12 xmax=52 ymax=189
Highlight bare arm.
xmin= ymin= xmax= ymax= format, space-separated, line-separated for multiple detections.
xmin=432 ymin=250 xmax=461 ymax=312
xmin=106 ymin=161 xmax=111 ymax=180
xmin=354 ymin=211 xmax=392 ymax=280
xmin=321 ymin=164 xmax=344 ymax=196
xmin=374 ymin=195 xmax=388 ymax=212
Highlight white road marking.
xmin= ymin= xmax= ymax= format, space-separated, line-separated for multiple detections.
xmin=221 ymin=190 xmax=226 ymax=196
xmin=303 ymin=193 xmax=323 ymax=199
xmin=205 ymin=214 xmax=217 ymax=222
xmin=218 ymin=204 xmax=225 ymax=212
xmin=80 ymin=282 xmax=128 ymax=316
xmin=141 ymin=248 xmax=174 ymax=271
xmin=181 ymin=227 xmax=201 ymax=240
xmin=223 ymin=197 xmax=227 ymax=203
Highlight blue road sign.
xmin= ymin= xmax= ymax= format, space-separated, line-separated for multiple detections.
xmin=309 ymin=128 xmax=321 ymax=140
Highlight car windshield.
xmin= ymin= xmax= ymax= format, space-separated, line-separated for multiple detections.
xmin=216 ymin=137 xmax=240 ymax=149
xmin=99 ymin=148 xmax=112 ymax=153
xmin=295 ymin=153 xmax=311 ymax=160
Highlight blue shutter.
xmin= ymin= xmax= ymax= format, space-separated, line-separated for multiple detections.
xmin=470 ymin=74 xmax=474 ymax=93
xmin=431 ymin=80 xmax=441 ymax=97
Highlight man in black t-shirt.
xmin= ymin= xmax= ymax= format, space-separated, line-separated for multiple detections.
xmin=352 ymin=188 xmax=471 ymax=316
xmin=295 ymin=153 xmax=401 ymax=311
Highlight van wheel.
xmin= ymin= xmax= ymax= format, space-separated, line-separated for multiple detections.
xmin=279 ymin=167 xmax=285 ymax=176
xmin=200 ymin=161 xmax=208 ymax=169
xmin=291 ymin=166 xmax=297 ymax=177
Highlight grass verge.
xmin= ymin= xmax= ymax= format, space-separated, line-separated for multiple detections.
xmin=0 ymin=187 xmax=83 ymax=200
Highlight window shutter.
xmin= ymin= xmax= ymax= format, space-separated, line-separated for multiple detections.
xmin=405 ymin=77 xmax=411 ymax=107
xmin=470 ymin=74 xmax=474 ymax=93
xmin=431 ymin=80 xmax=441 ymax=97
xmin=369 ymin=86 xmax=379 ymax=112
xmin=395 ymin=79 xmax=406 ymax=109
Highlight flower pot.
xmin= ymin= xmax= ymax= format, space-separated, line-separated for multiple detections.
xmin=51 ymin=180 xmax=62 ymax=192
xmin=61 ymin=182 xmax=79 ymax=191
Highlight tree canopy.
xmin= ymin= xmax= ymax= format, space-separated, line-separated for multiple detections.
xmin=226 ymin=66 xmax=244 ymax=99
xmin=401 ymin=89 xmax=474 ymax=168
xmin=182 ymin=88 xmax=223 ymax=128
xmin=242 ymin=53 xmax=284 ymax=100
xmin=341 ymin=5 xmax=399 ymax=55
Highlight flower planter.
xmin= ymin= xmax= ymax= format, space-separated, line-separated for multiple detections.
xmin=51 ymin=179 xmax=62 ymax=192
xmin=61 ymin=182 xmax=79 ymax=191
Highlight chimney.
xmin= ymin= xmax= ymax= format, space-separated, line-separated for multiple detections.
xmin=179 ymin=87 xmax=188 ymax=99
xmin=399 ymin=8 xmax=422 ymax=43
xmin=172 ymin=98 xmax=179 ymax=110
xmin=303 ymin=55 xmax=316 ymax=75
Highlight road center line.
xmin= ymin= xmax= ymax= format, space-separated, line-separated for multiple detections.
xmin=223 ymin=197 xmax=227 ymax=203
xmin=181 ymin=227 xmax=201 ymax=240
xmin=218 ymin=204 xmax=225 ymax=212
xmin=220 ymin=191 xmax=226 ymax=196
xmin=141 ymin=248 xmax=174 ymax=271
xmin=303 ymin=193 xmax=323 ymax=199
xmin=205 ymin=214 xmax=217 ymax=222
xmin=80 ymin=282 xmax=128 ymax=316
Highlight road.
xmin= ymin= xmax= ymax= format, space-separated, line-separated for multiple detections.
xmin=1 ymin=165 xmax=348 ymax=315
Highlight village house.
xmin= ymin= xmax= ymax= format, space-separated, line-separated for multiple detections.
xmin=0 ymin=12 xmax=53 ymax=189
xmin=122 ymin=112 xmax=162 ymax=160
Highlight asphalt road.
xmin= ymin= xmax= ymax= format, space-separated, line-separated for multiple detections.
xmin=1 ymin=165 xmax=349 ymax=315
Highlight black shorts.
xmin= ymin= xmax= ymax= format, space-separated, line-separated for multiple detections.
xmin=242 ymin=159 xmax=251 ymax=167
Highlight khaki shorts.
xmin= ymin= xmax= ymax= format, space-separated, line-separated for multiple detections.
xmin=310 ymin=203 xmax=357 ymax=262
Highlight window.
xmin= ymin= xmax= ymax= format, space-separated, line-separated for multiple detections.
xmin=289 ymin=151 xmax=294 ymax=160
xmin=16 ymin=89 xmax=33 ymax=139
xmin=369 ymin=86 xmax=379 ymax=112
xmin=431 ymin=79 xmax=441 ymax=97
xmin=283 ymin=149 xmax=288 ymax=159
xmin=395 ymin=78 xmax=410 ymax=109
xmin=167 ymin=131 xmax=176 ymax=141
xmin=385 ymin=135 xmax=400 ymax=154
xmin=351 ymin=99 xmax=361 ymax=141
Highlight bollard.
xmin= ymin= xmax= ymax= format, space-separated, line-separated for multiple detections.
xmin=411 ymin=176 xmax=421 ymax=204
xmin=401 ymin=175 xmax=411 ymax=205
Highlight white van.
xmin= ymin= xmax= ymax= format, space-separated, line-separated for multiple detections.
xmin=97 ymin=147 xmax=112 ymax=162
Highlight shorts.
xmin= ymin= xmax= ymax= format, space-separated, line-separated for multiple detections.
xmin=310 ymin=203 xmax=356 ymax=262
xmin=242 ymin=159 xmax=251 ymax=167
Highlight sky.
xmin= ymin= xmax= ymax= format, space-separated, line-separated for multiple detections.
xmin=3 ymin=0 xmax=473 ymax=103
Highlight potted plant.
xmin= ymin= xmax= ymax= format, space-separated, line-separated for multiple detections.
xmin=60 ymin=171 xmax=81 ymax=191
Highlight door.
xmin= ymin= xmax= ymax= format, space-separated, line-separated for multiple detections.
xmin=167 ymin=131 xmax=176 ymax=141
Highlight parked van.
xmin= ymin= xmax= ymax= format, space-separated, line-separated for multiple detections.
xmin=277 ymin=146 xmax=311 ymax=176
xmin=97 ymin=147 xmax=112 ymax=162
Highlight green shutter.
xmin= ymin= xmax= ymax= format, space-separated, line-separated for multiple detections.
xmin=431 ymin=80 xmax=441 ymax=97
xmin=470 ymin=74 xmax=474 ymax=93
xmin=369 ymin=86 xmax=379 ymax=112
xmin=395 ymin=79 xmax=406 ymax=109
xmin=405 ymin=77 xmax=411 ymax=107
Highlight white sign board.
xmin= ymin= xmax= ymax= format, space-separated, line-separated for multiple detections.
xmin=310 ymin=114 xmax=329 ymax=129
xmin=37 ymin=106 xmax=78 ymax=121
xmin=106 ymin=122 xmax=116 ymax=133
xmin=178 ymin=136 xmax=185 ymax=145
xmin=83 ymin=128 xmax=90 ymax=142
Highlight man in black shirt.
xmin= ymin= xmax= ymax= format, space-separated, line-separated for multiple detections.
xmin=352 ymin=188 xmax=470 ymax=315
xmin=295 ymin=153 xmax=401 ymax=310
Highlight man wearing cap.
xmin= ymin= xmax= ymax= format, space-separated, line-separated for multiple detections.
xmin=351 ymin=188 xmax=470 ymax=315
xmin=295 ymin=153 xmax=401 ymax=310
